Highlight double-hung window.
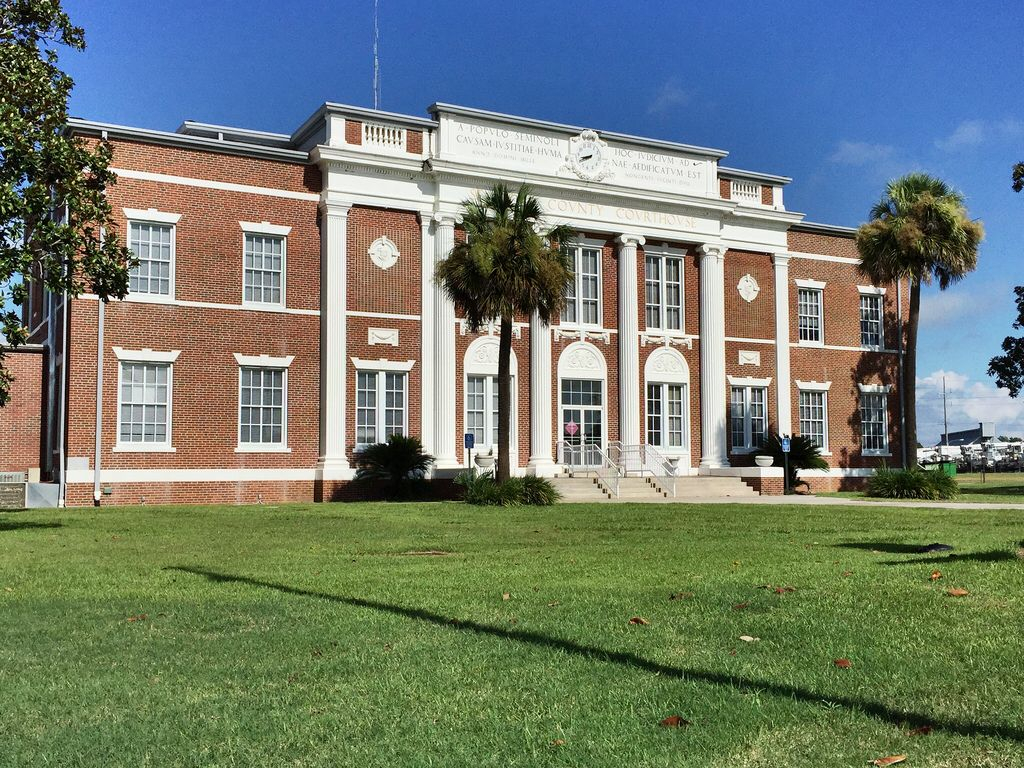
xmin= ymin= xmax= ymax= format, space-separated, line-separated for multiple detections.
xmin=124 ymin=208 xmax=181 ymax=298
xmin=561 ymin=244 xmax=601 ymax=326
xmin=796 ymin=279 xmax=825 ymax=344
xmin=859 ymin=385 xmax=890 ymax=455
xmin=859 ymin=288 xmax=884 ymax=349
xmin=644 ymin=245 xmax=684 ymax=331
xmin=241 ymin=222 xmax=290 ymax=307
xmin=234 ymin=354 xmax=293 ymax=451
xmin=355 ymin=369 xmax=407 ymax=450
xmin=729 ymin=382 xmax=767 ymax=452
xmin=797 ymin=382 xmax=831 ymax=451
xmin=647 ymin=382 xmax=687 ymax=449
xmin=114 ymin=347 xmax=180 ymax=451
xmin=466 ymin=375 xmax=499 ymax=449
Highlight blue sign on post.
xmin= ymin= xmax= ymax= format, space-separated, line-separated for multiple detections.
xmin=464 ymin=433 xmax=475 ymax=450
xmin=781 ymin=437 xmax=792 ymax=453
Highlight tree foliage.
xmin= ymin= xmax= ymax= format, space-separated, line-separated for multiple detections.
xmin=987 ymin=286 xmax=1024 ymax=397
xmin=856 ymin=173 xmax=983 ymax=465
xmin=1 ymin=0 xmax=133 ymax=405
xmin=435 ymin=183 xmax=576 ymax=483
xmin=1013 ymin=161 xmax=1024 ymax=193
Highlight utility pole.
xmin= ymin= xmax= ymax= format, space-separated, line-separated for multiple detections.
xmin=942 ymin=376 xmax=949 ymax=446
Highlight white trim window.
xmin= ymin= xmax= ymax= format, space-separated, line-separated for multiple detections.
xmin=859 ymin=389 xmax=889 ymax=455
xmin=797 ymin=286 xmax=823 ymax=344
xmin=355 ymin=370 xmax=407 ymax=449
xmin=798 ymin=390 xmax=828 ymax=450
xmin=117 ymin=361 xmax=172 ymax=449
xmin=730 ymin=384 xmax=767 ymax=451
xmin=859 ymin=293 xmax=883 ymax=348
xmin=238 ymin=367 xmax=287 ymax=447
xmin=561 ymin=243 xmax=601 ymax=326
xmin=243 ymin=232 xmax=285 ymax=306
xmin=647 ymin=382 xmax=687 ymax=450
xmin=644 ymin=245 xmax=684 ymax=331
xmin=128 ymin=221 xmax=174 ymax=297
xmin=466 ymin=375 xmax=499 ymax=448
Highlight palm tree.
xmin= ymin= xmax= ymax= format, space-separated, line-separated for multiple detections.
xmin=436 ymin=183 xmax=576 ymax=483
xmin=856 ymin=173 xmax=983 ymax=466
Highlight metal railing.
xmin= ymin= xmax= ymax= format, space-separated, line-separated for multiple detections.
xmin=557 ymin=440 xmax=622 ymax=498
xmin=608 ymin=442 xmax=679 ymax=497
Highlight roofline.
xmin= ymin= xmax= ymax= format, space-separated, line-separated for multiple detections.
xmin=790 ymin=220 xmax=859 ymax=238
xmin=289 ymin=102 xmax=438 ymax=148
xmin=427 ymin=102 xmax=730 ymax=160
xmin=1 ymin=343 xmax=45 ymax=353
xmin=718 ymin=165 xmax=792 ymax=186
xmin=176 ymin=120 xmax=293 ymax=147
xmin=66 ymin=118 xmax=310 ymax=163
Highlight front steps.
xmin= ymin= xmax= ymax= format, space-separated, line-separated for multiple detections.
xmin=550 ymin=473 xmax=760 ymax=503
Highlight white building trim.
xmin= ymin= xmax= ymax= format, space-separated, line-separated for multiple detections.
xmin=232 ymin=353 xmax=294 ymax=368
xmin=858 ymin=383 xmax=892 ymax=394
xmin=795 ymin=380 xmax=832 ymax=391
xmin=239 ymin=220 xmax=292 ymax=237
xmin=123 ymin=207 xmax=182 ymax=224
xmin=351 ymin=357 xmax=416 ymax=372
xmin=727 ymin=375 xmax=772 ymax=388
xmin=113 ymin=168 xmax=320 ymax=202
xmin=857 ymin=285 xmax=886 ymax=296
xmin=794 ymin=278 xmax=827 ymax=290
xmin=112 ymin=346 xmax=181 ymax=363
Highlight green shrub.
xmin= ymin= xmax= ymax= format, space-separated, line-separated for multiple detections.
xmin=353 ymin=435 xmax=434 ymax=499
xmin=759 ymin=433 xmax=829 ymax=492
xmin=454 ymin=471 xmax=559 ymax=506
xmin=867 ymin=466 xmax=960 ymax=500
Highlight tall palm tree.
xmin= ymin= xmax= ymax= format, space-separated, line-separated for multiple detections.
xmin=436 ymin=183 xmax=576 ymax=483
xmin=856 ymin=173 xmax=983 ymax=466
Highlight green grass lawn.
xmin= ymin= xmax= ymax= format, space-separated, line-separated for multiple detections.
xmin=2 ymin=501 xmax=1023 ymax=767
xmin=821 ymin=472 xmax=1024 ymax=504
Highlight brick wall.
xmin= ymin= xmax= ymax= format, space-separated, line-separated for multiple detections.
xmin=0 ymin=349 xmax=45 ymax=475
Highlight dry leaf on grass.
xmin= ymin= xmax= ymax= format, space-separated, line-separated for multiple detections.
xmin=628 ymin=616 xmax=650 ymax=626
xmin=947 ymin=588 xmax=970 ymax=597
xmin=732 ymin=601 xmax=750 ymax=611
xmin=834 ymin=658 xmax=852 ymax=669
xmin=929 ymin=570 xmax=942 ymax=581
xmin=868 ymin=756 xmax=906 ymax=766
xmin=841 ymin=570 xmax=853 ymax=577
xmin=501 ymin=592 xmax=511 ymax=601
xmin=547 ymin=601 xmax=561 ymax=607
xmin=739 ymin=635 xmax=759 ymax=643
xmin=669 ymin=591 xmax=694 ymax=601
xmin=907 ymin=725 xmax=933 ymax=736
xmin=549 ymin=738 xmax=565 ymax=747
xmin=126 ymin=613 xmax=147 ymax=623
xmin=659 ymin=715 xmax=692 ymax=728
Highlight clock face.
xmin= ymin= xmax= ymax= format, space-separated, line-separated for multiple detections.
xmin=576 ymin=140 xmax=603 ymax=171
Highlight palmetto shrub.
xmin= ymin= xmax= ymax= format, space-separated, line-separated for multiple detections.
xmin=867 ymin=466 xmax=960 ymax=500
xmin=454 ymin=471 xmax=560 ymax=506
xmin=758 ymin=433 xmax=829 ymax=492
xmin=353 ymin=435 xmax=434 ymax=499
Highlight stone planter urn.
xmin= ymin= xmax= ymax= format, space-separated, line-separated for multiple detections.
xmin=474 ymin=453 xmax=495 ymax=471
xmin=754 ymin=454 xmax=774 ymax=468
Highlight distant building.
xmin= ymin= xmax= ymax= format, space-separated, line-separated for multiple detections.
xmin=940 ymin=422 xmax=995 ymax=447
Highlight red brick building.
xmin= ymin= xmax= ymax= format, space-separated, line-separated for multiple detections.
xmin=17 ymin=103 xmax=908 ymax=505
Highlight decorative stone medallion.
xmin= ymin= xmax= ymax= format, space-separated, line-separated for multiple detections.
xmin=368 ymin=236 xmax=399 ymax=270
xmin=737 ymin=274 xmax=760 ymax=303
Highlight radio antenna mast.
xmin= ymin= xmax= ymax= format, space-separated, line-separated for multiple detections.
xmin=373 ymin=0 xmax=381 ymax=110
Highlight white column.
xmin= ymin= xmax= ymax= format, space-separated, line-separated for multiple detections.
xmin=527 ymin=310 xmax=556 ymax=475
xmin=433 ymin=214 xmax=459 ymax=468
xmin=419 ymin=215 xmax=435 ymax=456
xmin=773 ymin=252 xmax=792 ymax=435
xmin=617 ymin=234 xmax=644 ymax=447
xmin=698 ymin=242 xmax=729 ymax=468
xmin=318 ymin=200 xmax=352 ymax=476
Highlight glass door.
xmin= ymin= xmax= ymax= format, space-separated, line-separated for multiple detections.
xmin=561 ymin=379 xmax=603 ymax=467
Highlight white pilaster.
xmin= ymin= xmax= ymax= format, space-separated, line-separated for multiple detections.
xmin=419 ymin=216 xmax=435 ymax=456
xmin=318 ymin=200 xmax=353 ymax=477
xmin=527 ymin=310 xmax=557 ymax=475
xmin=772 ymin=252 xmax=792 ymax=435
xmin=617 ymin=234 xmax=644 ymax=447
xmin=698 ymin=242 xmax=729 ymax=468
xmin=433 ymin=214 xmax=459 ymax=468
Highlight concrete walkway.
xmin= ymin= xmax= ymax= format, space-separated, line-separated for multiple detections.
xmin=570 ymin=493 xmax=1024 ymax=510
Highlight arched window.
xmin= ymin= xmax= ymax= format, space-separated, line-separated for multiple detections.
xmin=644 ymin=347 xmax=690 ymax=454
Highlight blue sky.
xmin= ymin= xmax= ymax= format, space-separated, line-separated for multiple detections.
xmin=57 ymin=0 xmax=1024 ymax=442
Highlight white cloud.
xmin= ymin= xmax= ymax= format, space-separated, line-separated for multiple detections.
xmin=828 ymin=140 xmax=897 ymax=166
xmin=916 ymin=369 xmax=1024 ymax=443
xmin=647 ymin=78 xmax=690 ymax=115
xmin=934 ymin=118 xmax=1024 ymax=152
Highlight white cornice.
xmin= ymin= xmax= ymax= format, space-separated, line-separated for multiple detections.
xmin=112 ymin=346 xmax=181 ymax=363
xmin=239 ymin=220 xmax=292 ymax=236
xmin=123 ymin=207 xmax=182 ymax=224
xmin=795 ymin=380 xmax=832 ymax=392
xmin=350 ymin=357 xmax=416 ymax=372
xmin=233 ymin=353 xmax=295 ymax=368
xmin=728 ymin=375 xmax=772 ymax=387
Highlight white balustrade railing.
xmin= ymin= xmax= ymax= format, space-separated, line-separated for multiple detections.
xmin=362 ymin=121 xmax=406 ymax=151
xmin=608 ymin=441 xmax=678 ymax=498
xmin=730 ymin=179 xmax=761 ymax=204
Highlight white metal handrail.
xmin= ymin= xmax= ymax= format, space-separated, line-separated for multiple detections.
xmin=608 ymin=441 xmax=678 ymax=497
xmin=557 ymin=440 xmax=622 ymax=497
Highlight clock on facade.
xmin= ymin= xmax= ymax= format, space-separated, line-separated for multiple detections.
xmin=566 ymin=129 xmax=612 ymax=182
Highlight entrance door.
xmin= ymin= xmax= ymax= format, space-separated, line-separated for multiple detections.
xmin=561 ymin=379 xmax=603 ymax=467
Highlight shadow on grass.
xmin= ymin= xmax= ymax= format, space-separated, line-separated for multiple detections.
xmin=961 ymin=485 xmax=1024 ymax=497
xmin=880 ymin=550 xmax=1021 ymax=566
xmin=0 ymin=519 xmax=62 ymax=532
xmin=834 ymin=542 xmax=926 ymax=554
xmin=169 ymin=565 xmax=1024 ymax=745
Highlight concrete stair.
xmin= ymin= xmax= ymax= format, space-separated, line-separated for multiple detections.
xmin=550 ymin=473 xmax=759 ymax=503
